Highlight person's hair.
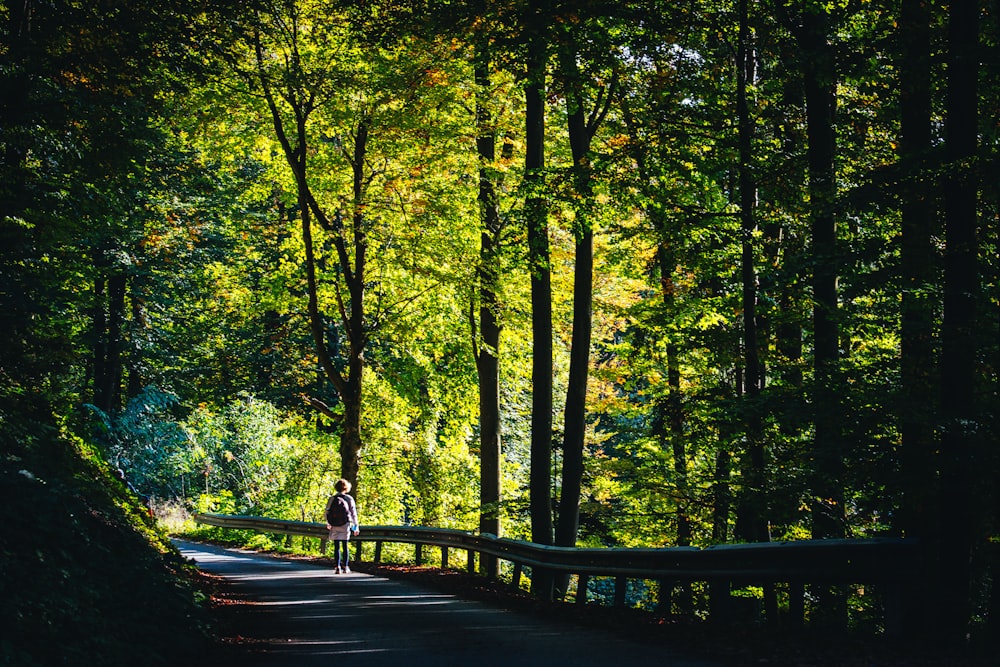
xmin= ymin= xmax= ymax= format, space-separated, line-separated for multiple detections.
xmin=334 ymin=478 xmax=351 ymax=493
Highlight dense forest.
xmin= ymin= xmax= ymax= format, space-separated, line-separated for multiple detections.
xmin=2 ymin=0 xmax=999 ymax=650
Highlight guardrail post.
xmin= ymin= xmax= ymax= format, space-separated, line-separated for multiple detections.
xmin=320 ymin=538 xmax=328 ymax=555
xmin=511 ymin=562 xmax=523 ymax=591
xmin=441 ymin=546 xmax=449 ymax=569
xmin=466 ymin=548 xmax=475 ymax=574
xmin=709 ymin=578 xmax=730 ymax=624
xmin=788 ymin=582 xmax=805 ymax=627
xmin=354 ymin=539 xmax=363 ymax=562
xmin=883 ymin=582 xmax=905 ymax=636
xmin=614 ymin=576 xmax=628 ymax=607
xmin=656 ymin=579 xmax=672 ymax=614
xmin=764 ymin=583 xmax=778 ymax=627
xmin=374 ymin=541 xmax=383 ymax=564
xmin=482 ymin=554 xmax=498 ymax=579
xmin=415 ymin=543 xmax=423 ymax=566
xmin=576 ymin=574 xmax=589 ymax=605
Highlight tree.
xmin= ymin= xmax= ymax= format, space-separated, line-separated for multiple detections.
xmin=789 ymin=0 xmax=847 ymax=627
xmin=0 ymin=0 xmax=202 ymax=415
xmin=896 ymin=0 xmax=937 ymax=637
xmin=937 ymin=0 xmax=979 ymax=643
xmin=733 ymin=0 xmax=769 ymax=546
xmin=221 ymin=0 xmax=476 ymax=494
xmin=554 ymin=7 xmax=617 ymax=554
xmin=525 ymin=0 xmax=556 ymax=560
xmin=472 ymin=36 xmax=505 ymax=547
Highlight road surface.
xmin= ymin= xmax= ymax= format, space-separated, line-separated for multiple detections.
xmin=176 ymin=539 xmax=723 ymax=667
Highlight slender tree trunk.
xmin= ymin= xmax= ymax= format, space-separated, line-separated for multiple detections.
xmin=899 ymin=0 xmax=936 ymax=537
xmin=800 ymin=3 xmax=846 ymax=629
xmin=526 ymin=0 xmax=554 ymax=578
xmin=656 ymin=244 xmax=690 ymax=547
xmin=801 ymin=5 xmax=844 ymax=542
xmin=713 ymin=448 xmax=732 ymax=543
xmin=555 ymin=37 xmax=595 ymax=553
xmin=938 ymin=0 xmax=979 ymax=643
xmin=734 ymin=0 xmax=768 ymax=546
xmin=126 ymin=288 xmax=145 ymax=400
xmin=106 ymin=272 xmax=126 ymax=412
xmin=93 ymin=276 xmax=108 ymax=409
xmin=897 ymin=0 xmax=936 ymax=638
xmin=474 ymin=46 xmax=503 ymax=546
xmin=734 ymin=3 xmax=777 ymax=622
xmin=93 ymin=270 xmax=127 ymax=414
xmin=251 ymin=17 xmax=370 ymax=498
xmin=296 ymin=116 xmax=369 ymax=496
xmin=658 ymin=240 xmax=693 ymax=612
xmin=338 ymin=121 xmax=371 ymax=495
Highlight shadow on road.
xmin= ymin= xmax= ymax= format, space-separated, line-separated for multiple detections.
xmin=175 ymin=539 xmax=721 ymax=667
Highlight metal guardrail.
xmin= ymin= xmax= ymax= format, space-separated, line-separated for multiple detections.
xmin=193 ymin=512 xmax=918 ymax=629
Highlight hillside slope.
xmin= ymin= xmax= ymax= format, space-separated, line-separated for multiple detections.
xmin=0 ymin=401 xmax=220 ymax=666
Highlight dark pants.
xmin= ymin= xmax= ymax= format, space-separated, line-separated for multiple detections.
xmin=333 ymin=540 xmax=349 ymax=568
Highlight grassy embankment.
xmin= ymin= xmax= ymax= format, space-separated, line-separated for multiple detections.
xmin=1 ymin=401 xmax=220 ymax=666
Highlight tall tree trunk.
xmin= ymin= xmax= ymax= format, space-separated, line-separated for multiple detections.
xmin=658 ymin=240 xmax=692 ymax=612
xmin=285 ymin=109 xmax=368 ymax=496
xmin=799 ymin=3 xmax=846 ymax=628
xmin=92 ymin=276 xmax=108 ymax=409
xmin=713 ymin=448 xmax=732 ymax=543
xmin=897 ymin=0 xmax=936 ymax=638
xmin=474 ymin=45 xmax=503 ymax=547
xmin=336 ymin=119 xmax=371 ymax=495
xmin=657 ymin=244 xmax=690 ymax=547
xmin=526 ymin=0 xmax=554 ymax=588
xmin=106 ymin=272 xmax=126 ymax=412
xmin=93 ymin=270 xmax=127 ymax=414
xmin=555 ymin=37 xmax=595 ymax=553
xmin=126 ymin=289 xmax=145 ymax=401
xmin=938 ymin=0 xmax=979 ymax=643
xmin=735 ymin=1 xmax=777 ymax=622
xmin=800 ymin=5 xmax=844 ymax=542
xmin=734 ymin=0 xmax=768 ymax=546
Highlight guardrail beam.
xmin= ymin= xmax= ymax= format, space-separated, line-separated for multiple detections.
xmin=192 ymin=513 xmax=918 ymax=633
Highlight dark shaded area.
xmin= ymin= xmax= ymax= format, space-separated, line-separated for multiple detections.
xmin=191 ymin=537 xmax=986 ymax=667
xmin=336 ymin=562 xmax=983 ymax=667
xmin=0 ymin=403 xmax=224 ymax=666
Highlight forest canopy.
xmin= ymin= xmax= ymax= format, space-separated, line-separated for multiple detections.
xmin=2 ymin=0 xmax=999 ymax=644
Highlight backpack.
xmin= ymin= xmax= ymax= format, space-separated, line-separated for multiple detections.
xmin=326 ymin=493 xmax=350 ymax=526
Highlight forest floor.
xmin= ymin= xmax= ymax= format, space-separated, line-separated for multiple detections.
xmin=188 ymin=544 xmax=992 ymax=667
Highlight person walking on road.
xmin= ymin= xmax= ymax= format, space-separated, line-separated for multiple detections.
xmin=325 ymin=478 xmax=360 ymax=574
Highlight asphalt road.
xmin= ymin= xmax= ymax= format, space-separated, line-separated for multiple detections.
xmin=176 ymin=539 xmax=723 ymax=667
